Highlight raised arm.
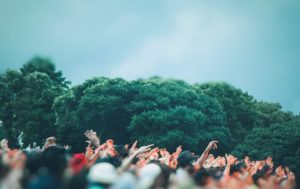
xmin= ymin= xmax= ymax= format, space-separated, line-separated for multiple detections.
xmin=194 ymin=140 xmax=218 ymax=171
xmin=222 ymin=154 xmax=237 ymax=178
xmin=118 ymin=143 xmax=153 ymax=173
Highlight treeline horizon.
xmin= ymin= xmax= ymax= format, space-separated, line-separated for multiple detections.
xmin=0 ymin=57 xmax=299 ymax=179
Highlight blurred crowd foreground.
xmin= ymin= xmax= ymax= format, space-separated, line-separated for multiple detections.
xmin=0 ymin=130 xmax=296 ymax=189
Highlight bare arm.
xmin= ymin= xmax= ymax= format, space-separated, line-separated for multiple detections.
xmin=118 ymin=144 xmax=153 ymax=173
xmin=222 ymin=154 xmax=236 ymax=178
xmin=194 ymin=141 xmax=218 ymax=171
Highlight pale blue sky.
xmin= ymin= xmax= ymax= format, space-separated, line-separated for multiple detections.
xmin=0 ymin=0 xmax=299 ymax=113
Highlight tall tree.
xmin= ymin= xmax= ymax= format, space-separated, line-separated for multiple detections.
xmin=54 ymin=77 xmax=136 ymax=152
xmin=0 ymin=70 xmax=24 ymax=147
xmin=54 ymin=77 xmax=232 ymax=154
xmin=0 ymin=57 xmax=68 ymax=146
xmin=195 ymin=82 xmax=258 ymax=149
xmin=127 ymin=78 xmax=231 ymax=154
xmin=21 ymin=57 xmax=70 ymax=88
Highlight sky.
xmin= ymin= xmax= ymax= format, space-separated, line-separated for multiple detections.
xmin=0 ymin=0 xmax=299 ymax=113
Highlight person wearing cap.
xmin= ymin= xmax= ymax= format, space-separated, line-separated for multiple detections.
xmin=87 ymin=162 xmax=119 ymax=189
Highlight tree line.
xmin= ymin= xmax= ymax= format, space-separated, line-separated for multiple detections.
xmin=0 ymin=57 xmax=299 ymax=178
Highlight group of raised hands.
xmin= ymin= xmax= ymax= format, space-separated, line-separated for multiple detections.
xmin=83 ymin=130 xmax=219 ymax=171
xmin=82 ymin=131 xmax=296 ymax=187
xmin=0 ymin=130 xmax=296 ymax=189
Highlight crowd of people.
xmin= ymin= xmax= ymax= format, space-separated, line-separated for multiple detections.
xmin=0 ymin=130 xmax=297 ymax=189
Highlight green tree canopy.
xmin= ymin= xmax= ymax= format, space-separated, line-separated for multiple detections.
xmin=21 ymin=57 xmax=70 ymax=88
xmin=232 ymin=117 xmax=300 ymax=183
xmin=127 ymin=78 xmax=231 ymax=154
xmin=54 ymin=77 xmax=232 ymax=154
xmin=1 ymin=58 xmax=299 ymax=182
xmin=195 ymin=82 xmax=259 ymax=149
xmin=0 ymin=57 xmax=68 ymax=147
xmin=54 ymin=77 xmax=135 ymax=152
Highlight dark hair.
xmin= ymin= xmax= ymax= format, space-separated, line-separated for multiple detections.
xmin=66 ymin=168 xmax=88 ymax=189
xmin=114 ymin=145 xmax=128 ymax=159
xmin=0 ymin=154 xmax=9 ymax=179
xmin=96 ymin=157 xmax=122 ymax=168
xmin=152 ymin=163 xmax=171 ymax=189
xmin=42 ymin=145 xmax=67 ymax=177
xmin=230 ymin=162 xmax=246 ymax=175
xmin=177 ymin=151 xmax=197 ymax=168
xmin=24 ymin=151 xmax=43 ymax=175
xmin=252 ymin=165 xmax=272 ymax=185
xmin=148 ymin=159 xmax=161 ymax=164
xmin=194 ymin=169 xmax=211 ymax=186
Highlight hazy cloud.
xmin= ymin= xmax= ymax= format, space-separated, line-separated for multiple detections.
xmin=0 ymin=0 xmax=299 ymax=113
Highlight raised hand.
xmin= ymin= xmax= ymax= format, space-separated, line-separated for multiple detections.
xmin=266 ymin=156 xmax=273 ymax=168
xmin=176 ymin=145 xmax=182 ymax=154
xmin=64 ymin=145 xmax=71 ymax=151
xmin=107 ymin=147 xmax=117 ymax=157
xmin=288 ymin=171 xmax=295 ymax=181
xmin=169 ymin=154 xmax=178 ymax=169
xmin=160 ymin=148 xmax=170 ymax=158
xmin=0 ymin=139 xmax=9 ymax=150
xmin=84 ymin=130 xmax=100 ymax=147
xmin=275 ymin=165 xmax=286 ymax=178
xmin=85 ymin=143 xmax=94 ymax=159
xmin=244 ymin=156 xmax=250 ymax=166
xmin=206 ymin=140 xmax=218 ymax=151
xmin=215 ymin=156 xmax=226 ymax=167
xmin=106 ymin=139 xmax=114 ymax=148
xmin=134 ymin=144 xmax=154 ymax=156
xmin=195 ymin=140 xmax=219 ymax=171
xmin=225 ymin=154 xmax=237 ymax=165
xmin=129 ymin=140 xmax=138 ymax=156
xmin=118 ymin=144 xmax=154 ymax=173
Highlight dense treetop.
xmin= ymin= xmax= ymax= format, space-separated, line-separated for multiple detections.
xmin=0 ymin=57 xmax=299 ymax=178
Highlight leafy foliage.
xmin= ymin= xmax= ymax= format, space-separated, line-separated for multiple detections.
xmin=0 ymin=58 xmax=299 ymax=180
xmin=0 ymin=58 xmax=68 ymax=147
xmin=126 ymin=78 xmax=231 ymax=154
xmin=232 ymin=117 xmax=300 ymax=180
xmin=196 ymin=82 xmax=258 ymax=148
xmin=21 ymin=57 xmax=70 ymax=88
